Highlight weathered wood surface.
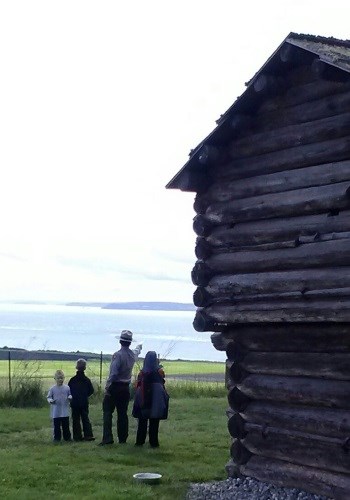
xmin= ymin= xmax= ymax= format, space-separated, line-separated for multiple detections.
xmin=229 ymin=112 xmax=350 ymax=159
xmin=194 ymin=267 xmax=350 ymax=302
xmin=258 ymin=78 xmax=350 ymax=113
xmin=229 ymin=401 xmax=350 ymax=439
xmin=311 ymin=58 xmax=350 ymax=83
xmin=239 ymin=425 xmax=350 ymax=475
xmin=193 ymin=300 xmax=350 ymax=326
xmin=238 ymin=455 xmax=350 ymax=499
xmin=192 ymin=239 xmax=350 ymax=281
xmin=195 ymin=286 xmax=350 ymax=307
xmin=253 ymin=73 xmax=286 ymax=96
xmin=194 ymin=160 xmax=350 ymax=209
xmin=230 ymin=439 xmax=252 ymax=465
xmin=204 ymin=181 xmax=350 ymax=224
xmin=228 ymin=387 xmax=252 ymax=412
xmin=211 ymin=324 xmax=350 ymax=352
xmin=226 ymin=351 xmax=350 ymax=381
xmin=253 ymin=87 xmax=350 ymax=133
xmin=195 ymin=236 xmax=301 ymax=259
xmin=214 ymin=136 xmax=350 ymax=181
xmin=199 ymin=210 xmax=350 ymax=246
xmin=233 ymin=374 xmax=350 ymax=409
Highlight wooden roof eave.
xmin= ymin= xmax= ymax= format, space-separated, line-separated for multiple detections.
xmin=166 ymin=33 xmax=350 ymax=192
xmin=165 ymin=34 xmax=296 ymax=192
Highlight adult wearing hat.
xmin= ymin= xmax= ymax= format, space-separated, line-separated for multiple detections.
xmin=99 ymin=330 xmax=142 ymax=445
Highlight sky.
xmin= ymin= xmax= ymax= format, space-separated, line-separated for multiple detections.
xmin=0 ymin=0 xmax=350 ymax=304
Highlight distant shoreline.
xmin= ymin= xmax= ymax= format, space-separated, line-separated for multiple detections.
xmin=0 ymin=301 xmax=196 ymax=312
xmin=67 ymin=301 xmax=196 ymax=312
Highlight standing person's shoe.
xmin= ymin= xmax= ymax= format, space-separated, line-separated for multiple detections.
xmin=98 ymin=440 xmax=114 ymax=446
xmin=84 ymin=436 xmax=95 ymax=441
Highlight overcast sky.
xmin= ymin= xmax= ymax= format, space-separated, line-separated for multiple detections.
xmin=0 ymin=0 xmax=349 ymax=304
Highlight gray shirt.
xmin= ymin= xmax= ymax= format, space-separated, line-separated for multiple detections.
xmin=105 ymin=344 xmax=142 ymax=389
xmin=47 ymin=384 xmax=72 ymax=418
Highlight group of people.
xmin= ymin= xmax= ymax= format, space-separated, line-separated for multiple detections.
xmin=47 ymin=330 xmax=169 ymax=447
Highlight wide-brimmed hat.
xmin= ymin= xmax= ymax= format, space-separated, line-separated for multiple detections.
xmin=119 ymin=330 xmax=133 ymax=343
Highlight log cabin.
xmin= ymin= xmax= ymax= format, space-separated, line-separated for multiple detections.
xmin=166 ymin=33 xmax=350 ymax=499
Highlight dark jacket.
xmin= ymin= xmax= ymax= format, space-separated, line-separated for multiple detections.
xmin=132 ymin=369 xmax=169 ymax=420
xmin=68 ymin=371 xmax=94 ymax=408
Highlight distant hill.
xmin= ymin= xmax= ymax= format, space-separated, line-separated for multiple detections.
xmin=66 ymin=301 xmax=196 ymax=311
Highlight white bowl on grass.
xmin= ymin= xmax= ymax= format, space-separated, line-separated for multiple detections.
xmin=133 ymin=472 xmax=162 ymax=484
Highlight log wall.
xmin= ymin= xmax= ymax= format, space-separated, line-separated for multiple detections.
xmin=191 ymin=57 xmax=350 ymax=498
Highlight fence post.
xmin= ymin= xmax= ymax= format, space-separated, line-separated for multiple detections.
xmin=99 ymin=351 xmax=103 ymax=387
xmin=8 ymin=350 xmax=12 ymax=393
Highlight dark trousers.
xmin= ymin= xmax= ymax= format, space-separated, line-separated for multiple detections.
xmin=102 ymin=383 xmax=130 ymax=443
xmin=136 ymin=418 xmax=160 ymax=447
xmin=53 ymin=417 xmax=71 ymax=441
xmin=71 ymin=405 xmax=93 ymax=440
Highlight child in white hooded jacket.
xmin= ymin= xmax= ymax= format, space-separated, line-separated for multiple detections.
xmin=47 ymin=369 xmax=72 ymax=442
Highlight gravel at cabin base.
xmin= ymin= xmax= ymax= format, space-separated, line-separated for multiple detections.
xmin=186 ymin=476 xmax=330 ymax=500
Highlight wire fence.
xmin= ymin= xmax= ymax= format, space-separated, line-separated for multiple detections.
xmin=0 ymin=350 xmax=112 ymax=392
xmin=0 ymin=349 xmax=226 ymax=394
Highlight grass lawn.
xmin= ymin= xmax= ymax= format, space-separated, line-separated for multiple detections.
xmin=0 ymin=397 xmax=229 ymax=499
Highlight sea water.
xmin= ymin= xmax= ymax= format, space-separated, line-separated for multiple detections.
xmin=0 ymin=303 xmax=225 ymax=362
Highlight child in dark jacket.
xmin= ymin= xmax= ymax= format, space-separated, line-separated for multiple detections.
xmin=68 ymin=358 xmax=95 ymax=441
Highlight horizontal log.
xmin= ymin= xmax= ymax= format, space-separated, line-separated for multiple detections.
xmin=193 ymin=214 xmax=213 ymax=237
xmin=230 ymin=439 xmax=253 ymax=466
xmin=205 ymin=181 xmax=350 ymax=224
xmin=235 ymin=374 xmax=350 ymax=409
xmin=201 ymin=232 xmax=350 ymax=260
xmin=171 ymin=170 xmax=210 ymax=193
xmin=229 ymin=112 xmax=350 ymax=160
xmin=241 ymin=425 xmax=350 ymax=474
xmin=228 ymin=387 xmax=252 ymax=412
xmin=195 ymin=267 xmax=350 ymax=303
xmin=230 ymin=439 xmax=252 ymax=465
xmin=298 ymin=231 xmax=350 ymax=244
xmin=196 ymin=234 xmax=299 ymax=258
xmin=232 ymin=287 xmax=350 ymax=303
xmin=279 ymin=43 xmax=300 ymax=64
xmin=194 ymin=300 xmax=350 ymax=324
xmin=205 ymin=210 xmax=350 ymax=247
xmin=253 ymin=73 xmax=285 ymax=95
xmin=197 ymin=239 xmax=350 ymax=278
xmin=195 ymin=159 xmax=350 ymax=208
xmin=235 ymin=400 xmax=350 ymax=439
xmin=254 ymin=87 xmax=350 ymax=133
xmin=239 ymin=455 xmax=350 ymax=499
xmin=311 ymin=58 xmax=350 ymax=83
xmin=228 ymin=352 xmax=350 ymax=381
xmin=197 ymin=286 xmax=350 ymax=308
xmin=258 ymin=78 xmax=350 ymax=113
xmin=196 ymin=144 xmax=230 ymax=167
xmin=214 ymin=136 xmax=350 ymax=181
xmin=211 ymin=323 xmax=350 ymax=353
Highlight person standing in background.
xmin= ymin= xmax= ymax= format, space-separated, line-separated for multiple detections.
xmin=68 ymin=358 xmax=95 ymax=441
xmin=99 ymin=330 xmax=142 ymax=445
xmin=47 ymin=369 xmax=72 ymax=443
xmin=132 ymin=350 xmax=169 ymax=448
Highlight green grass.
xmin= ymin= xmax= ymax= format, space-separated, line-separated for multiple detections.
xmin=0 ymin=359 xmax=224 ymax=378
xmin=0 ymin=359 xmax=225 ymax=392
xmin=0 ymin=397 xmax=229 ymax=499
